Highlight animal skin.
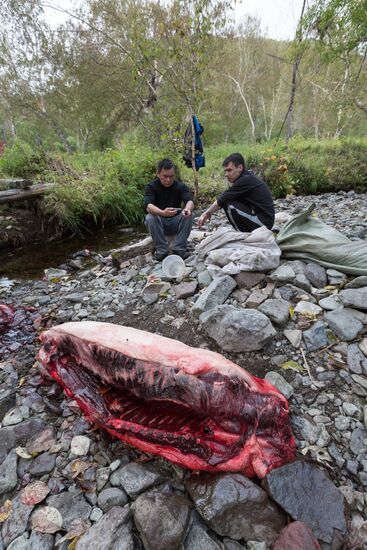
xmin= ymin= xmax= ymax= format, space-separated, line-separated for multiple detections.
xmin=38 ymin=322 xmax=296 ymax=478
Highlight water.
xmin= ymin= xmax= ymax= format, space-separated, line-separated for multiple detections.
xmin=0 ymin=224 xmax=146 ymax=281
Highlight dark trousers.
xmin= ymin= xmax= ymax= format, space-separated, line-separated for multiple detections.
xmin=223 ymin=201 xmax=269 ymax=232
xmin=145 ymin=213 xmax=193 ymax=255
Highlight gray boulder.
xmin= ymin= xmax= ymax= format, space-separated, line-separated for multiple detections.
xmin=110 ymin=462 xmax=166 ymax=499
xmin=192 ymin=276 xmax=237 ymax=317
xmin=200 ymin=305 xmax=276 ymax=352
xmin=339 ymin=287 xmax=367 ymax=310
xmin=75 ymin=505 xmax=134 ymax=550
xmin=324 ymin=310 xmax=363 ymax=341
xmin=186 ymin=473 xmax=286 ymax=544
xmin=263 ymin=460 xmax=347 ymax=548
xmin=132 ymin=492 xmax=192 ymax=550
xmin=258 ymin=299 xmax=290 ymax=326
xmin=0 ymin=450 xmax=17 ymax=495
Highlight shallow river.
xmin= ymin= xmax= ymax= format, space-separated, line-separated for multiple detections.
xmin=0 ymin=223 xmax=145 ymax=281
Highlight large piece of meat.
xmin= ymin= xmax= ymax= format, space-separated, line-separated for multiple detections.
xmin=38 ymin=322 xmax=296 ymax=478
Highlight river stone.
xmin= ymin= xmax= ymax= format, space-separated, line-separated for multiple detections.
xmin=302 ymin=321 xmax=329 ymax=351
xmin=184 ymin=519 xmax=222 ymax=550
xmin=234 ymin=272 xmax=266 ymax=289
xmin=0 ymin=389 xmax=16 ymax=422
xmin=273 ymin=521 xmax=321 ymax=549
xmin=132 ymin=492 xmax=192 ymax=550
xmin=173 ymin=281 xmax=197 ymax=299
xmin=294 ymin=301 xmax=322 ymax=316
xmin=110 ymin=462 xmax=165 ymax=499
xmin=1 ymin=495 xmax=35 ymax=547
xmin=264 ymin=372 xmax=294 ymax=399
xmin=347 ymin=344 xmax=367 ymax=374
xmin=269 ymin=264 xmax=295 ymax=283
xmin=327 ymin=269 xmax=347 ymax=285
xmin=304 ymin=263 xmax=327 ymax=288
xmin=186 ymin=473 xmax=286 ymax=544
xmin=263 ymin=460 xmax=347 ymax=548
xmin=2 ymin=407 xmax=23 ymax=426
xmin=28 ymin=452 xmax=56 ymax=476
xmin=291 ymin=416 xmax=321 ymax=445
xmin=359 ymin=338 xmax=367 ymax=356
xmin=350 ymin=427 xmax=367 ymax=455
xmin=324 ymin=310 xmax=363 ymax=341
xmin=192 ymin=275 xmax=237 ymax=317
xmin=0 ymin=450 xmax=17 ymax=495
xmin=318 ymin=296 xmax=344 ymax=311
xmin=200 ymin=305 xmax=276 ymax=352
xmin=70 ymin=435 xmax=90 ymax=456
xmin=283 ymin=329 xmax=302 ymax=348
xmin=293 ymin=274 xmax=312 ymax=293
xmin=28 ymin=531 xmax=54 ymax=550
xmin=75 ymin=505 xmax=134 ymax=550
xmin=47 ymin=491 xmax=92 ymax=529
xmin=345 ymin=276 xmax=367 ymax=289
xmin=339 ymin=287 xmax=367 ymax=310
xmin=97 ymin=487 xmax=128 ymax=512
xmin=258 ymin=299 xmax=290 ymax=326
xmin=6 ymin=533 xmax=29 ymax=550
xmin=197 ymin=270 xmax=212 ymax=289
xmin=0 ymin=417 xmax=44 ymax=462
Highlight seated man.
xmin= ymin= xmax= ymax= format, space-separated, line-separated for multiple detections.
xmin=144 ymin=158 xmax=194 ymax=261
xmin=198 ymin=153 xmax=275 ymax=232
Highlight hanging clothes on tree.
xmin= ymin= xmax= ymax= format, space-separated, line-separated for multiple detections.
xmin=183 ymin=115 xmax=205 ymax=170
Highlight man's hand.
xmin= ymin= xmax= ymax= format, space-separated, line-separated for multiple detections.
xmin=162 ymin=207 xmax=177 ymax=217
xmin=197 ymin=211 xmax=211 ymax=228
xmin=182 ymin=207 xmax=192 ymax=218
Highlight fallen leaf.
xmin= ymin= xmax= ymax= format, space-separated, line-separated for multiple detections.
xmin=67 ymin=539 xmax=78 ymax=550
xmin=56 ymin=518 xmax=90 ymax=545
xmin=16 ymin=446 xmax=32 ymax=459
xmin=0 ymin=500 xmax=12 ymax=522
xmin=280 ymin=360 xmax=305 ymax=373
xmin=18 ymin=377 xmax=26 ymax=386
xmin=30 ymin=506 xmax=63 ymax=533
xmin=21 ymin=481 xmax=50 ymax=506
xmin=71 ymin=460 xmax=93 ymax=478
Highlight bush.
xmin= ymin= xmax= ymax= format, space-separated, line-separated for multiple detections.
xmin=0 ymin=140 xmax=46 ymax=178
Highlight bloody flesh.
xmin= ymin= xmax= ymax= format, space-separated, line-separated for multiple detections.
xmin=38 ymin=322 xmax=296 ymax=477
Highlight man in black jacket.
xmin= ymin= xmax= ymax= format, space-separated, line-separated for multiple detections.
xmin=144 ymin=159 xmax=194 ymax=261
xmin=197 ymin=153 xmax=275 ymax=232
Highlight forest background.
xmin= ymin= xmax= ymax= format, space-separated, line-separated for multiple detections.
xmin=0 ymin=0 xmax=366 ymax=234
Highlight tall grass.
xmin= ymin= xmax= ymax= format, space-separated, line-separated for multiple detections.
xmin=0 ymin=137 xmax=366 ymax=233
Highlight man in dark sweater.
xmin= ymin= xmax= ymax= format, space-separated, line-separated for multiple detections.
xmin=144 ymin=159 xmax=194 ymax=261
xmin=197 ymin=153 xmax=275 ymax=232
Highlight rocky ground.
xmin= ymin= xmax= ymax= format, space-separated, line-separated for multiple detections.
xmin=0 ymin=190 xmax=367 ymax=549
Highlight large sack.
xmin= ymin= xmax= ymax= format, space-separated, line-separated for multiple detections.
xmin=196 ymin=226 xmax=281 ymax=278
xmin=277 ymin=204 xmax=367 ymax=275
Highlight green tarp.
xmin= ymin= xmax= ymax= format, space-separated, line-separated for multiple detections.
xmin=276 ymin=204 xmax=367 ymax=276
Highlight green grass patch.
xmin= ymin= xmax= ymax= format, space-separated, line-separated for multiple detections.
xmin=0 ymin=136 xmax=366 ymax=234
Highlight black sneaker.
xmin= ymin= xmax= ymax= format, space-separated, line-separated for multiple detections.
xmin=153 ymin=251 xmax=168 ymax=261
xmin=172 ymin=250 xmax=190 ymax=260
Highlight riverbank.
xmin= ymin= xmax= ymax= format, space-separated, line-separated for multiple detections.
xmin=1 ymin=191 xmax=367 ymax=548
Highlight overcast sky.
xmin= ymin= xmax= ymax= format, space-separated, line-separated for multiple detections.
xmin=45 ymin=0 xmax=305 ymax=41
xmin=235 ymin=0 xmax=305 ymax=40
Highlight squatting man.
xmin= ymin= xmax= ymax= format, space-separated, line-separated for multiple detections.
xmin=144 ymin=158 xmax=194 ymax=261
xmin=198 ymin=153 xmax=275 ymax=232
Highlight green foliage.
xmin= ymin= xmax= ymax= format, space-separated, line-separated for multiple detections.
xmin=0 ymin=140 xmax=46 ymax=178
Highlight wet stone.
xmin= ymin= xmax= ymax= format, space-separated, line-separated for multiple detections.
xmin=0 ymin=389 xmax=16 ymax=422
xmin=0 ymin=417 xmax=44 ymax=462
xmin=132 ymin=492 xmax=192 ymax=550
xmin=28 ymin=531 xmax=55 ymax=550
xmin=186 ymin=473 xmax=286 ymax=545
xmin=110 ymin=462 xmax=166 ymax=499
xmin=75 ymin=505 xmax=134 ymax=550
xmin=47 ymin=491 xmax=92 ymax=530
xmin=97 ymin=487 xmax=128 ymax=512
xmin=0 ymin=450 xmax=17 ymax=495
xmin=6 ymin=533 xmax=29 ymax=550
xmin=263 ymin=460 xmax=347 ymax=548
xmin=184 ymin=516 xmax=222 ymax=550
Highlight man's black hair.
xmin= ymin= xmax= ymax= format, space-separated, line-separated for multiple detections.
xmin=157 ymin=158 xmax=175 ymax=172
xmin=222 ymin=153 xmax=246 ymax=169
